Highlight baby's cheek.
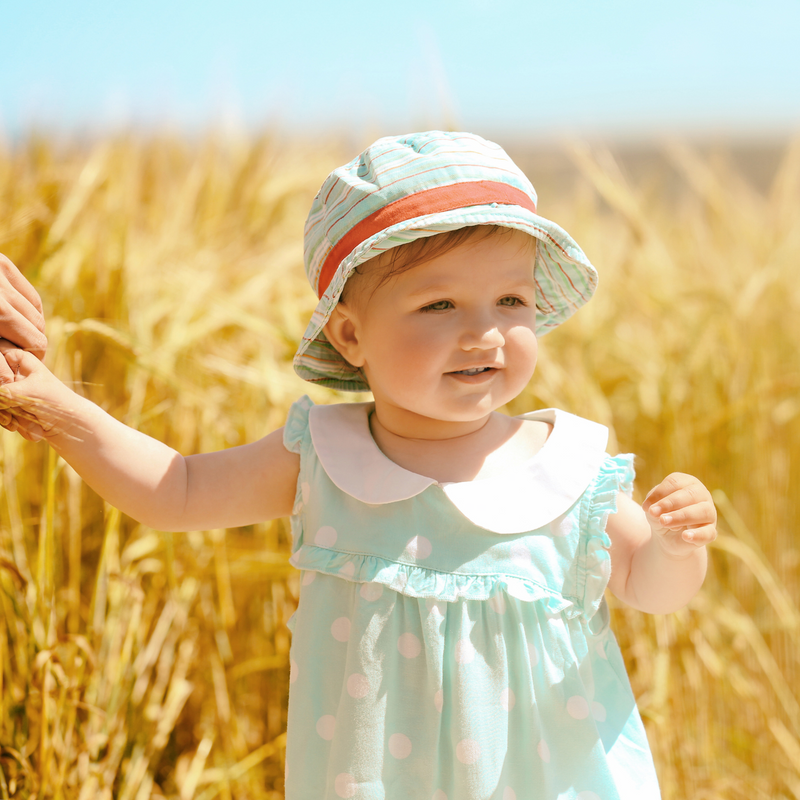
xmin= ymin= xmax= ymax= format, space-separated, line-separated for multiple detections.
xmin=392 ymin=329 xmax=443 ymax=369
xmin=509 ymin=328 xmax=538 ymax=374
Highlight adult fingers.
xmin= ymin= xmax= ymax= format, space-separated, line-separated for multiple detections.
xmin=0 ymin=254 xmax=44 ymax=315
xmin=0 ymin=297 xmax=47 ymax=360
xmin=0 ymin=337 xmax=33 ymax=362
xmin=0 ymin=255 xmax=47 ymax=359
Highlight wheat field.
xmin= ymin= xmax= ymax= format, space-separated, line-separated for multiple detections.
xmin=0 ymin=132 xmax=798 ymax=799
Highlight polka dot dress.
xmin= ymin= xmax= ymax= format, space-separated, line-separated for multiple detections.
xmin=282 ymin=397 xmax=661 ymax=799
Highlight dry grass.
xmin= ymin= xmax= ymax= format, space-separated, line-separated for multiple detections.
xmin=0 ymin=131 xmax=798 ymax=798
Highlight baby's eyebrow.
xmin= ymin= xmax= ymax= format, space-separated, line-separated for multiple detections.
xmin=407 ymin=282 xmax=453 ymax=297
xmin=498 ymin=278 xmax=537 ymax=291
xmin=407 ymin=277 xmax=536 ymax=298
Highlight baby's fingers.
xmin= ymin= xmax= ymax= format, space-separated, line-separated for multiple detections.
xmin=0 ymin=339 xmax=19 ymax=384
xmin=645 ymin=476 xmax=713 ymax=515
xmin=648 ymin=485 xmax=714 ymax=518
xmin=0 ymin=408 xmax=17 ymax=430
xmin=679 ymin=523 xmax=717 ymax=546
xmin=0 ymin=408 xmax=49 ymax=441
xmin=15 ymin=416 xmax=47 ymax=442
xmin=651 ymin=500 xmax=717 ymax=531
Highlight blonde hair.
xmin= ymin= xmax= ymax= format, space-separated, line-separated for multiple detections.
xmin=341 ymin=225 xmax=537 ymax=308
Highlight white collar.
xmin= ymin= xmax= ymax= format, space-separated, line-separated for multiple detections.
xmin=308 ymin=402 xmax=609 ymax=535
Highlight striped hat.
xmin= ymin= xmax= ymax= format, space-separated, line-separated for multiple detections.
xmin=295 ymin=131 xmax=597 ymax=392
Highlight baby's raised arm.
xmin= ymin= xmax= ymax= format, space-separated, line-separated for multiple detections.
xmin=0 ymin=342 xmax=299 ymax=530
xmin=605 ymin=473 xmax=716 ymax=614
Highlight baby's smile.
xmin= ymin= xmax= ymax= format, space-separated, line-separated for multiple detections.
xmin=451 ymin=366 xmax=495 ymax=376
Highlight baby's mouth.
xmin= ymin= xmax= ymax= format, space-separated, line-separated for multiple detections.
xmin=451 ymin=367 xmax=494 ymax=376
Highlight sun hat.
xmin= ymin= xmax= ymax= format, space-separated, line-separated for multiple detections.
xmin=294 ymin=130 xmax=598 ymax=392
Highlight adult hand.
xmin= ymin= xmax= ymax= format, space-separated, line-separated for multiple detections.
xmin=0 ymin=254 xmax=47 ymax=362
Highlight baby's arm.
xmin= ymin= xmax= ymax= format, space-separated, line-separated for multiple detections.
xmin=0 ymin=342 xmax=299 ymax=530
xmin=605 ymin=473 xmax=716 ymax=614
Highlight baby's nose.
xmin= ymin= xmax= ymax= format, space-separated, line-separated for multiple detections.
xmin=459 ymin=316 xmax=505 ymax=349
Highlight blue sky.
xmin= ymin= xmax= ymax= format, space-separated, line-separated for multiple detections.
xmin=3 ymin=0 xmax=799 ymax=140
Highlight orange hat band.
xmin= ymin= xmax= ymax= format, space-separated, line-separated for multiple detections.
xmin=316 ymin=180 xmax=537 ymax=298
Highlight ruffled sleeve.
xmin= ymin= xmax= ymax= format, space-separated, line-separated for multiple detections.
xmin=283 ymin=395 xmax=314 ymax=454
xmin=283 ymin=395 xmax=315 ymax=553
xmin=577 ymin=453 xmax=636 ymax=621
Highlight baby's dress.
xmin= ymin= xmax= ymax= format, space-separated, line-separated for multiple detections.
xmin=283 ymin=397 xmax=661 ymax=800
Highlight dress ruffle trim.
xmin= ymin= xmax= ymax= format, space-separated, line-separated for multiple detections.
xmin=289 ymin=544 xmax=583 ymax=618
xmin=579 ymin=453 xmax=636 ymax=620
xmin=283 ymin=395 xmax=314 ymax=455
xmin=284 ymin=396 xmax=315 ymax=552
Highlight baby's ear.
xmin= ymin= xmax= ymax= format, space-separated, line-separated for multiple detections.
xmin=323 ymin=303 xmax=365 ymax=368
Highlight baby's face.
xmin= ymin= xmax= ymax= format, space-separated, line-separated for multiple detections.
xmin=344 ymin=229 xmax=538 ymax=429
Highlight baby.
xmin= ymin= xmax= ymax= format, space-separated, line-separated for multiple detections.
xmin=0 ymin=131 xmax=715 ymax=799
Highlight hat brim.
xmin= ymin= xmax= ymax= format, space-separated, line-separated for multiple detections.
xmin=293 ymin=203 xmax=597 ymax=392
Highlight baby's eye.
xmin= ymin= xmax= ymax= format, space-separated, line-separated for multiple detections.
xmin=420 ymin=300 xmax=453 ymax=312
xmin=498 ymin=296 xmax=525 ymax=307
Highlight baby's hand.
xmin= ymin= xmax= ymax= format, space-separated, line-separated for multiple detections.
xmin=642 ymin=473 xmax=717 ymax=558
xmin=0 ymin=339 xmax=72 ymax=442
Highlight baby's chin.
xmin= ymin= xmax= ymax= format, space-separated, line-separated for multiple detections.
xmin=393 ymin=398 xmax=511 ymax=426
